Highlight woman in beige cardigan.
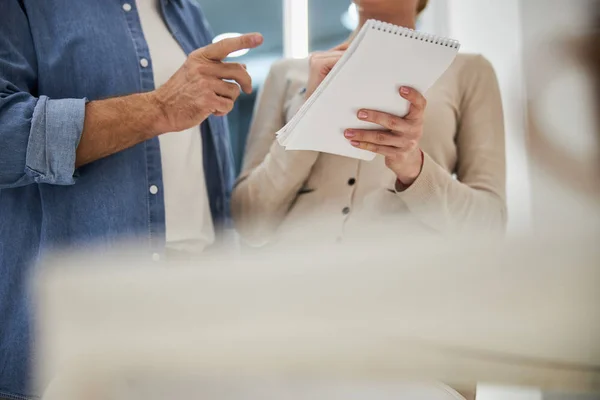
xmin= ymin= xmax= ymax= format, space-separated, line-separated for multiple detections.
xmin=232 ymin=0 xmax=507 ymax=247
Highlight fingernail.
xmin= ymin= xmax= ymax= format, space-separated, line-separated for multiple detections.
xmin=350 ymin=140 xmax=360 ymax=147
xmin=400 ymin=86 xmax=410 ymax=95
xmin=358 ymin=111 xmax=368 ymax=119
xmin=252 ymin=34 xmax=263 ymax=45
xmin=344 ymin=130 xmax=355 ymax=138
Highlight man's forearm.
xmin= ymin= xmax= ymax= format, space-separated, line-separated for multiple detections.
xmin=75 ymin=92 xmax=164 ymax=167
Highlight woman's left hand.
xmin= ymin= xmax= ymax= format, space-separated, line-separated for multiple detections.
xmin=344 ymin=86 xmax=426 ymax=189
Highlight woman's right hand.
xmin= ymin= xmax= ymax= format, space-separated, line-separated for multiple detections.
xmin=304 ymin=43 xmax=348 ymax=100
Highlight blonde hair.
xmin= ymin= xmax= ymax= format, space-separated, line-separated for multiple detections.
xmin=417 ymin=0 xmax=429 ymax=14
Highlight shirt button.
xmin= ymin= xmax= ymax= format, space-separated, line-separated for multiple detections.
xmin=140 ymin=58 xmax=149 ymax=68
xmin=152 ymin=253 xmax=160 ymax=262
xmin=122 ymin=3 xmax=132 ymax=12
xmin=348 ymin=178 xmax=356 ymax=186
xmin=342 ymin=207 xmax=350 ymax=215
xmin=149 ymin=185 xmax=159 ymax=195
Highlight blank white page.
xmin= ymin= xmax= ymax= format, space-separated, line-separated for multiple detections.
xmin=278 ymin=21 xmax=460 ymax=161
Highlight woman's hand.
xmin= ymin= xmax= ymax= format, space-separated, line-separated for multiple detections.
xmin=304 ymin=43 xmax=348 ymax=100
xmin=344 ymin=86 xmax=427 ymax=189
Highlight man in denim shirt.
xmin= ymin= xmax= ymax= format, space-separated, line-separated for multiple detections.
xmin=0 ymin=1 xmax=263 ymax=398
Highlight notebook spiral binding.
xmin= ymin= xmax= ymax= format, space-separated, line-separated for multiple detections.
xmin=370 ymin=20 xmax=460 ymax=49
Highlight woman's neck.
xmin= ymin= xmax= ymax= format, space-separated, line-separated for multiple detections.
xmin=346 ymin=5 xmax=417 ymax=43
xmin=357 ymin=7 xmax=416 ymax=30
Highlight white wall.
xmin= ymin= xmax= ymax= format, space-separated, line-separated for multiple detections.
xmin=418 ymin=0 xmax=450 ymax=37
xmin=444 ymin=0 xmax=533 ymax=234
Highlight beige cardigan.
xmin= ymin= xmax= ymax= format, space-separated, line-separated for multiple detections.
xmin=232 ymin=54 xmax=507 ymax=246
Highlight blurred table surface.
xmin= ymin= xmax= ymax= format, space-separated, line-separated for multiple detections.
xmin=35 ymin=232 xmax=600 ymax=398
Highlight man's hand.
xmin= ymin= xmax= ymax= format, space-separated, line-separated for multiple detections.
xmin=150 ymin=33 xmax=263 ymax=133
xmin=75 ymin=33 xmax=263 ymax=167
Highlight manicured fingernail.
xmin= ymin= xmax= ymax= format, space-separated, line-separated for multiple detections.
xmin=344 ymin=130 xmax=355 ymax=138
xmin=400 ymin=86 xmax=410 ymax=95
xmin=350 ymin=140 xmax=360 ymax=146
xmin=358 ymin=111 xmax=368 ymax=119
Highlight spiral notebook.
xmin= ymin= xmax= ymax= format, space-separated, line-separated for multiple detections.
xmin=276 ymin=20 xmax=461 ymax=161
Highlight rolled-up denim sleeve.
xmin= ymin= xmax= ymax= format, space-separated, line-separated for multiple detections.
xmin=0 ymin=0 xmax=86 ymax=189
xmin=24 ymin=96 xmax=86 ymax=185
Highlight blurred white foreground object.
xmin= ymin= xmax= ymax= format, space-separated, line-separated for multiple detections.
xmin=35 ymin=233 xmax=600 ymax=399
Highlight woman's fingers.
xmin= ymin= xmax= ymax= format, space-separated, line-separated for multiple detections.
xmin=348 ymin=87 xmax=426 ymax=181
xmin=331 ymin=41 xmax=349 ymax=51
xmin=305 ymin=50 xmax=347 ymax=99
xmin=345 ymin=129 xmax=418 ymax=153
xmin=357 ymin=87 xmax=426 ymax=130
xmin=399 ymin=86 xmax=427 ymax=120
xmin=310 ymin=51 xmax=345 ymax=67
xmin=356 ymin=109 xmax=417 ymax=135
xmin=344 ymin=129 xmax=412 ymax=148
xmin=347 ymin=141 xmax=406 ymax=159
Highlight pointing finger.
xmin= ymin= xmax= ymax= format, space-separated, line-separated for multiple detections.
xmin=199 ymin=33 xmax=263 ymax=61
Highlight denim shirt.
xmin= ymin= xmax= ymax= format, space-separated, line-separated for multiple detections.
xmin=0 ymin=1 xmax=235 ymax=398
